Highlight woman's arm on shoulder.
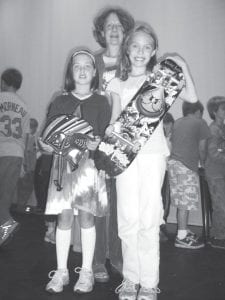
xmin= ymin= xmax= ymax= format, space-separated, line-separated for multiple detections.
xmin=106 ymin=78 xmax=122 ymax=124
xmin=109 ymin=91 xmax=122 ymax=124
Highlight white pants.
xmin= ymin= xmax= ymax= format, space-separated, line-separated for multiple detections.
xmin=117 ymin=154 xmax=166 ymax=288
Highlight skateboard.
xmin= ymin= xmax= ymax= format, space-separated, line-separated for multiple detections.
xmin=94 ymin=58 xmax=185 ymax=176
xmin=41 ymin=114 xmax=93 ymax=190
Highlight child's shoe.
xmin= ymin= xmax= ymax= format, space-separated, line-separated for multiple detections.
xmin=115 ymin=279 xmax=139 ymax=300
xmin=0 ymin=219 xmax=20 ymax=246
xmin=45 ymin=269 xmax=69 ymax=293
xmin=137 ymin=286 xmax=161 ymax=300
xmin=174 ymin=231 xmax=204 ymax=249
xmin=208 ymin=237 xmax=225 ymax=250
xmin=74 ymin=267 xmax=94 ymax=293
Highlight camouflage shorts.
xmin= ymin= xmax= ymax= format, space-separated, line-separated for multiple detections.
xmin=167 ymin=159 xmax=200 ymax=210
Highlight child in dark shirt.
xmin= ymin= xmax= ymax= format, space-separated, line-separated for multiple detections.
xmin=168 ymin=101 xmax=211 ymax=249
xmin=205 ymin=96 xmax=225 ymax=249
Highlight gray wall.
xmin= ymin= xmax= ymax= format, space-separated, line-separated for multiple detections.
xmin=0 ymin=0 xmax=225 ymax=127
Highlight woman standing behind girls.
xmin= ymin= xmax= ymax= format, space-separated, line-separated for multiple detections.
xmin=92 ymin=7 xmax=134 ymax=282
xmin=106 ymin=23 xmax=198 ymax=300
xmin=39 ymin=49 xmax=110 ymax=294
xmin=93 ymin=6 xmax=134 ymax=94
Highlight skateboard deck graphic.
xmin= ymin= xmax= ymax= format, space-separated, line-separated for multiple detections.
xmin=94 ymin=58 xmax=185 ymax=176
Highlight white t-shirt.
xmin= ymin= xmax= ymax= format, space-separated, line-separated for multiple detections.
xmin=107 ymin=76 xmax=169 ymax=156
xmin=101 ymin=56 xmax=118 ymax=92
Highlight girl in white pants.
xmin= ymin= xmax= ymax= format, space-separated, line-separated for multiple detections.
xmin=106 ymin=22 xmax=198 ymax=300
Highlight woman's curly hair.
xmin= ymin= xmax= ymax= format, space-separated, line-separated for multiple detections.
xmin=93 ymin=6 xmax=135 ymax=48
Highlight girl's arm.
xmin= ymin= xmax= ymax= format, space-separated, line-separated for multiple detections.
xmin=166 ymin=55 xmax=198 ymax=103
xmin=105 ymin=91 xmax=122 ymax=136
xmin=109 ymin=91 xmax=122 ymax=124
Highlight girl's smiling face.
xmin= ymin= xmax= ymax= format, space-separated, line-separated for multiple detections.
xmin=72 ymin=54 xmax=96 ymax=87
xmin=128 ymin=31 xmax=156 ymax=72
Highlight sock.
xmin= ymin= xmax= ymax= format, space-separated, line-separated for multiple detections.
xmin=81 ymin=226 xmax=96 ymax=271
xmin=177 ymin=229 xmax=188 ymax=240
xmin=56 ymin=227 xmax=71 ymax=270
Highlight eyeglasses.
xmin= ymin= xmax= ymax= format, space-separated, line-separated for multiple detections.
xmin=105 ymin=23 xmax=124 ymax=31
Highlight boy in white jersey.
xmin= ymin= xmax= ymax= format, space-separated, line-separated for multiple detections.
xmin=0 ymin=68 xmax=30 ymax=246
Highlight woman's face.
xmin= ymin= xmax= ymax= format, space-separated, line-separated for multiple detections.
xmin=103 ymin=13 xmax=124 ymax=48
xmin=72 ymin=54 xmax=95 ymax=87
xmin=128 ymin=31 xmax=156 ymax=71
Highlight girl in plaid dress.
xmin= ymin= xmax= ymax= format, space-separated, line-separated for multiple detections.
xmin=39 ymin=49 xmax=110 ymax=294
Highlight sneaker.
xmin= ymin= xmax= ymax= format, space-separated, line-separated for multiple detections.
xmin=74 ymin=267 xmax=94 ymax=293
xmin=45 ymin=269 xmax=69 ymax=293
xmin=115 ymin=279 xmax=139 ymax=300
xmin=174 ymin=231 xmax=205 ymax=249
xmin=93 ymin=264 xmax=109 ymax=283
xmin=137 ymin=286 xmax=161 ymax=300
xmin=44 ymin=230 xmax=56 ymax=244
xmin=208 ymin=237 xmax=225 ymax=250
xmin=0 ymin=219 xmax=20 ymax=246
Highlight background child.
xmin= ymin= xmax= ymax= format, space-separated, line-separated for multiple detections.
xmin=25 ymin=118 xmax=39 ymax=174
xmin=205 ymin=96 xmax=225 ymax=249
xmin=163 ymin=112 xmax=175 ymax=152
xmin=0 ymin=68 xmax=30 ymax=246
xmin=106 ymin=22 xmax=198 ymax=300
xmin=160 ymin=112 xmax=175 ymax=241
xmin=39 ymin=49 xmax=110 ymax=294
xmin=34 ymin=132 xmax=54 ymax=242
xmin=17 ymin=118 xmax=39 ymax=212
xmin=168 ymin=101 xmax=211 ymax=250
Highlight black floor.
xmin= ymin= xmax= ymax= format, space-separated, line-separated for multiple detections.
xmin=0 ymin=212 xmax=225 ymax=300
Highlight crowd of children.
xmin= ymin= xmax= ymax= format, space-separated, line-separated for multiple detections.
xmin=1 ymin=5 xmax=225 ymax=300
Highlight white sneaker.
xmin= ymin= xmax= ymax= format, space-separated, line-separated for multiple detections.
xmin=45 ymin=269 xmax=69 ymax=293
xmin=0 ymin=219 xmax=20 ymax=246
xmin=74 ymin=267 xmax=94 ymax=293
xmin=115 ymin=279 xmax=139 ymax=300
xmin=137 ymin=286 xmax=161 ymax=300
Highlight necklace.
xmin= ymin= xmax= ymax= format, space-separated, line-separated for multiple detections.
xmin=72 ymin=91 xmax=92 ymax=100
